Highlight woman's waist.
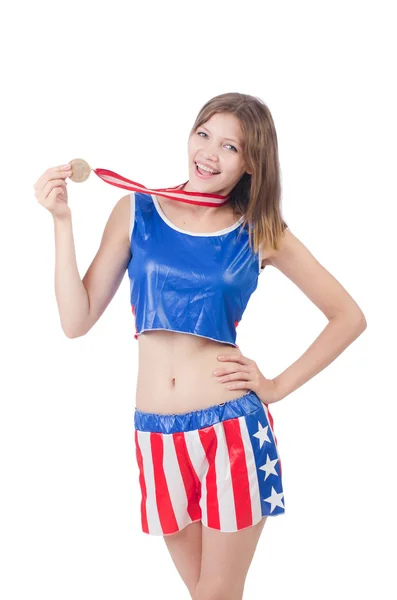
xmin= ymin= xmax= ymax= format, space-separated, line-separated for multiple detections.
xmin=135 ymin=376 xmax=251 ymax=414
xmin=135 ymin=331 xmax=250 ymax=413
xmin=137 ymin=330 xmax=240 ymax=366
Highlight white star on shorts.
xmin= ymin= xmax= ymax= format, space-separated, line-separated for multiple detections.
xmin=252 ymin=421 xmax=272 ymax=448
xmin=263 ymin=486 xmax=285 ymax=512
xmin=259 ymin=455 xmax=279 ymax=480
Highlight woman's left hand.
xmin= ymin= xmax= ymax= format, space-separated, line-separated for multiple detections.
xmin=214 ymin=352 xmax=281 ymax=405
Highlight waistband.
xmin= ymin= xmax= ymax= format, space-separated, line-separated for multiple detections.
xmin=134 ymin=390 xmax=263 ymax=434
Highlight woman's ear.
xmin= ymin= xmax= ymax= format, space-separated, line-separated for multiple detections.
xmin=244 ymin=162 xmax=252 ymax=176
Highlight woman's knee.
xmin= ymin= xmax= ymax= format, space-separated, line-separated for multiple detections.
xmin=195 ymin=576 xmax=244 ymax=600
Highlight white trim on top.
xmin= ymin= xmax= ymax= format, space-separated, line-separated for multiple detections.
xmin=258 ymin=244 xmax=266 ymax=275
xmin=129 ymin=192 xmax=136 ymax=242
xmin=151 ymin=194 xmax=244 ymax=237
xmin=137 ymin=328 xmax=238 ymax=347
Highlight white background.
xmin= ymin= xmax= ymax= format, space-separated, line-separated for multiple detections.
xmin=1 ymin=0 xmax=395 ymax=598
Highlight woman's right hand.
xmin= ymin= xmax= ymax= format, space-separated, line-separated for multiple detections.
xmin=34 ymin=164 xmax=73 ymax=219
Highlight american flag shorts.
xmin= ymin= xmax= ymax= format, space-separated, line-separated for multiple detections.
xmin=134 ymin=390 xmax=285 ymax=536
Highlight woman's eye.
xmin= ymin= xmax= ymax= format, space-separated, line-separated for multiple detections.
xmin=197 ymin=131 xmax=237 ymax=152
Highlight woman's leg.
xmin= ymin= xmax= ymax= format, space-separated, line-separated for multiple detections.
xmin=163 ymin=520 xmax=203 ymax=599
xmin=194 ymin=392 xmax=284 ymax=599
xmin=134 ymin=406 xmax=204 ymax=596
xmin=195 ymin=516 xmax=267 ymax=600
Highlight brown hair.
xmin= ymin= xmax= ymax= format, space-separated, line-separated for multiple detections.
xmin=190 ymin=92 xmax=288 ymax=255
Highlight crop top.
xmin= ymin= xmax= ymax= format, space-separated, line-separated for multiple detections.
xmin=127 ymin=192 xmax=265 ymax=347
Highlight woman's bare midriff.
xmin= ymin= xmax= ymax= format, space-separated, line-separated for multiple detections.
xmin=134 ymin=330 xmax=251 ymax=414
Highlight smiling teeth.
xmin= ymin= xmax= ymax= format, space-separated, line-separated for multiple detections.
xmin=196 ymin=162 xmax=219 ymax=174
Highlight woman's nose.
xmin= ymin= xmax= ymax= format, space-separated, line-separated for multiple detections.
xmin=203 ymin=148 xmax=218 ymax=161
xmin=200 ymin=141 xmax=218 ymax=161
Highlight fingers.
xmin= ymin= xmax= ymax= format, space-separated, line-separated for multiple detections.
xmin=33 ymin=164 xmax=73 ymax=212
xmin=217 ymin=353 xmax=249 ymax=365
xmin=43 ymin=177 xmax=67 ymax=195
xmin=33 ymin=164 xmax=73 ymax=219
xmin=216 ymin=371 xmax=251 ymax=383
xmin=33 ymin=164 xmax=71 ymax=193
xmin=214 ymin=364 xmax=251 ymax=376
xmin=35 ymin=178 xmax=66 ymax=204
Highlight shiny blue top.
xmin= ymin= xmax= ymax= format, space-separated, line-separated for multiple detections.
xmin=127 ymin=192 xmax=264 ymax=347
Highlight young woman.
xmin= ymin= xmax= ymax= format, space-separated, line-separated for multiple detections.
xmin=34 ymin=92 xmax=366 ymax=600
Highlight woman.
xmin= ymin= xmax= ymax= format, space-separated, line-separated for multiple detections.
xmin=34 ymin=92 xmax=366 ymax=600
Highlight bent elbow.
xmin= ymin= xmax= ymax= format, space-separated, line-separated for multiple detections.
xmin=353 ymin=309 xmax=367 ymax=332
xmin=348 ymin=310 xmax=367 ymax=338
xmin=62 ymin=323 xmax=89 ymax=339
xmin=63 ymin=329 xmax=83 ymax=339
xmin=359 ymin=314 xmax=367 ymax=333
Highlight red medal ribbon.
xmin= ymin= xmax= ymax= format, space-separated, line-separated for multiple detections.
xmin=93 ymin=168 xmax=230 ymax=207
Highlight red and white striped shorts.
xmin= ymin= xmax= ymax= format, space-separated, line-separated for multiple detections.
xmin=134 ymin=390 xmax=285 ymax=536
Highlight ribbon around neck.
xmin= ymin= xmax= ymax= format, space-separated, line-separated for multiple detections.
xmin=69 ymin=158 xmax=230 ymax=206
xmin=93 ymin=168 xmax=230 ymax=207
xmin=68 ymin=160 xmax=230 ymax=207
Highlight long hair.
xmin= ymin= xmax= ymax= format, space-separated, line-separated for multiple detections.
xmin=189 ymin=92 xmax=288 ymax=254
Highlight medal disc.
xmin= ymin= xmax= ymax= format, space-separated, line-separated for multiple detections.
xmin=69 ymin=158 xmax=92 ymax=183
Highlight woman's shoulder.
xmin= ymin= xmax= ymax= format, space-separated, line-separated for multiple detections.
xmin=259 ymin=226 xmax=291 ymax=267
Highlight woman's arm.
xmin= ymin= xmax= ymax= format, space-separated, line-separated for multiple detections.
xmin=265 ymin=229 xmax=367 ymax=401
xmin=54 ymin=194 xmax=132 ymax=338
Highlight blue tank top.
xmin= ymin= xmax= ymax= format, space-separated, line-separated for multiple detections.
xmin=127 ymin=192 xmax=264 ymax=348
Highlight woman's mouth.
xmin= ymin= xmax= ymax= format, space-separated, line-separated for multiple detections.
xmin=195 ymin=161 xmax=220 ymax=179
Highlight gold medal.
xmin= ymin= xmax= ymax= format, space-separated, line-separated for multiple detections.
xmin=69 ymin=158 xmax=92 ymax=183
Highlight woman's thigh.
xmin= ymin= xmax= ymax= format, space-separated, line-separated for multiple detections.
xmin=196 ymin=516 xmax=267 ymax=600
xmin=163 ymin=520 xmax=203 ymax=597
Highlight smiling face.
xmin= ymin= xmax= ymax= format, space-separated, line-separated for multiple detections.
xmin=184 ymin=112 xmax=251 ymax=196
